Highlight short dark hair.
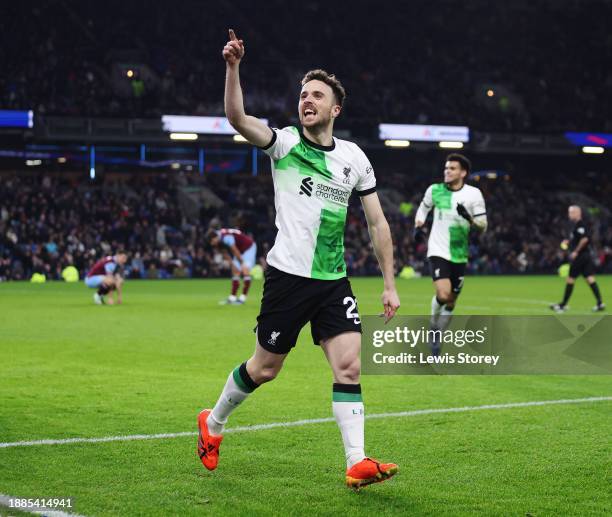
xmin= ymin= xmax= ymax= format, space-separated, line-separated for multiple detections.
xmin=206 ymin=229 xmax=219 ymax=242
xmin=301 ymin=69 xmax=346 ymax=107
xmin=446 ymin=153 xmax=471 ymax=174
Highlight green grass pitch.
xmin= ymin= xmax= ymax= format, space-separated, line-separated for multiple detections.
xmin=1 ymin=276 xmax=611 ymax=516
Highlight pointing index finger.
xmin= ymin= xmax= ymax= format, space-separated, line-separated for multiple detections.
xmin=229 ymin=29 xmax=238 ymax=41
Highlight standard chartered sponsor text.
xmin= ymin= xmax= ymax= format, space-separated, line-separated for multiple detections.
xmin=315 ymin=184 xmax=350 ymax=203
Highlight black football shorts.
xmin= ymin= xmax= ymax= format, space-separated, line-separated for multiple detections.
xmin=255 ymin=266 xmax=362 ymax=354
xmin=569 ymin=253 xmax=596 ymax=278
xmin=429 ymin=256 xmax=466 ymax=294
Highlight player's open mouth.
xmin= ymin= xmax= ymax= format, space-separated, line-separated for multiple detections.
xmin=303 ymin=108 xmax=316 ymax=117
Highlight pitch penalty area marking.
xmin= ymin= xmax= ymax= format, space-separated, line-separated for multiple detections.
xmin=0 ymin=396 xmax=610 ymax=450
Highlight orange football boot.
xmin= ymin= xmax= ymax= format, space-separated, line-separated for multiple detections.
xmin=197 ymin=409 xmax=223 ymax=471
xmin=346 ymin=457 xmax=398 ymax=489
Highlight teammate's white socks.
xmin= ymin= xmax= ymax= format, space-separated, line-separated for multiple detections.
xmin=438 ymin=305 xmax=454 ymax=331
xmin=207 ymin=362 xmax=258 ymax=435
xmin=332 ymin=384 xmax=366 ymax=468
xmin=431 ymin=295 xmax=444 ymax=326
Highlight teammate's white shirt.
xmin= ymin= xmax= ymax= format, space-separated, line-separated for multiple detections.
xmin=261 ymin=126 xmax=376 ymax=279
xmin=415 ymin=183 xmax=487 ymax=263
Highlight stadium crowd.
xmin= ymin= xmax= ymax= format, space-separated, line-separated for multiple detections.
xmin=2 ymin=0 xmax=610 ymax=133
xmin=1 ymin=171 xmax=610 ymax=282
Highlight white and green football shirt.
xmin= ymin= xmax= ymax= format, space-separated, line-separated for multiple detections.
xmin=415 ymin=183 xmax=487 ymax=263
xmin=260 ymin=126 xmax=376 ymax=280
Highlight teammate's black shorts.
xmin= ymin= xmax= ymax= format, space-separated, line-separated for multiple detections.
xmin=429 ymin=256 xmax=466 ymax=294
xmin=569 ymin=253 xmax=596 ymax=278
xmin=255 ymin=266 xmax=362 ymax=354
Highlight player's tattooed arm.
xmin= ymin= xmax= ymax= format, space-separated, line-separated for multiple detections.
xmin=361 ymin=192 xmax=400 ymax=322
xmin=222 ymin=29 xmax=274 ymax=147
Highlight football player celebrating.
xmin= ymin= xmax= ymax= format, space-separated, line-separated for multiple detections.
xmin=197 ymin=30 xmax=401 ymax=489
xmin=414 ymin=154 xmax=487 ymax=355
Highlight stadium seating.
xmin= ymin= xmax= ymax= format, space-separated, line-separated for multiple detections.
xmin=1 ymin=0 xmax=610 ymax=132
xmin=1 ymin=171 xmax=610 ymax=281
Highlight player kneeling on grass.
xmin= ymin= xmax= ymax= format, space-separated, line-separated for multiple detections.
xmin=550 ymin=205 xmax=605 ymax=313
xmin=207 ymin=228 xmax=256 ymax=305
xmin=197 ymin=30 xmax=401 ymax=490
xmin=414 ymin=154 xmax=487 ymax=355
xmin=84 ymin=251 xmax=127 ymax=305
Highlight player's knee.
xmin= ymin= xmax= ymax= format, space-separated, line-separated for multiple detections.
xmin=252 ymin=365 xmax=280 ymax=384
xmin=336 ymin=358 xmax=360 ymax=384
xmin=567 ymin=277 xmax=576 ymax=285
xmin=437 ymin=291 xmax=452 ymax=305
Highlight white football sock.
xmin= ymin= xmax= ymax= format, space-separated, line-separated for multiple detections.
xmin=207 ymin=365 xmax=255 ymax=435
xmin=333 ymin=386 xmax=366 ymax=468
xmin=438 ymin=306 xmax=454 ymax=332
xmin=431 ymin=295 xmax=444 ymax=327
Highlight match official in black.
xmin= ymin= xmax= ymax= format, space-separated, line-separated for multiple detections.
xmin=551 ymin=205 xmax=605 ymax=312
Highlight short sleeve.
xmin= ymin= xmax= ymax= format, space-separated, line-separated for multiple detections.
xmin=259 ymin=127 xmax=300 ymax=160
xmin=576 ymin=224 xmax=588 ymax=237
xmin=104 ymin=262 xmax=117 ymax=274
xmin=472 ymin=190 xmax=487 ymax=217
xmin=421 ymin=185 xmax=434 ymax=209
xmin=354 ymin=145 xmax=377 ymax=197
xmin=222 ymin=234 xmax=236 ymax=247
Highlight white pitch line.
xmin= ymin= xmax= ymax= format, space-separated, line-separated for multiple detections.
xmin=0 ymin=494 xmax=87 ymax=517
xmin=0 ymin=396 xmax=610 ymax=449
xmin=488 ymin=297 xmax=552 ymax=306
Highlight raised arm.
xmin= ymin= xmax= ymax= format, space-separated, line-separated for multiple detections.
xmin=361 ymin=193 xmax=400 ymax=322
xmin=223 ymin=29 xmax=273 ymax=147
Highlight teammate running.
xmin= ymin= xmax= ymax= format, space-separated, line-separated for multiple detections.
xmin=197 ymin=30 xmax=401 ymax=489
xmin=550 ymin=205 xmax=605 ymax=312
xmin=207 ymin=228 xmax=257 ymax=304
xmin=414 ymin=154 xmax=487 ymax=355
xmin=84 ymin=251 xmax=127 ymax=305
